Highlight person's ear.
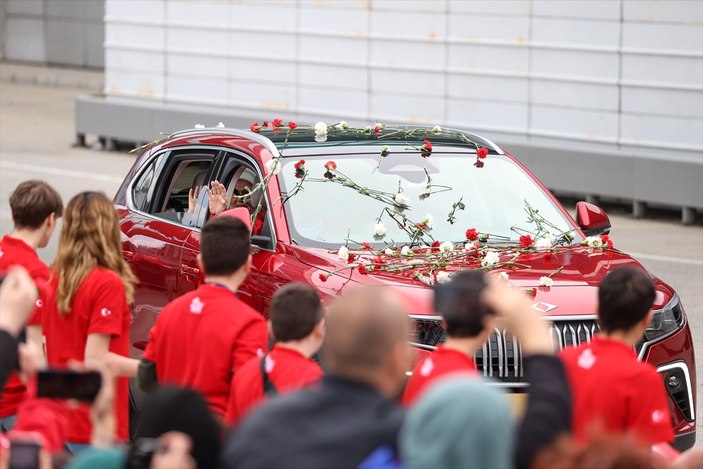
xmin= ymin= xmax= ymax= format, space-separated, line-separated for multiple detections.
xmin=314 ymin=317 xmax=326 ymax=339
xmin=244 ymin=254 xmax=253 ymax=274
xmin=196 ymin=253 xmax=204 ymax=272
xmin=46 ymin=212 xmax=56 ymax=228
xmin=267 ymin=320 xmax=274 ymax=338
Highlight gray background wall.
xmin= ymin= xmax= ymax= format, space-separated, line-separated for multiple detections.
xmin=0 ymin=0 xmax=104 ymax=68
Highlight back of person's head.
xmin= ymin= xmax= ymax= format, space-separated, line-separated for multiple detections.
xmin=270 ymin=283 xmax=324 ymax=342
xmin=129 ymin=386 xmax=221 ymax=469
xmin=598 ymin=267 xmax=655 ymax=333
xmin=9 ymin=180 xmax=63 ymax=229
xmin=400 ymin=376 xmax=513 ymax=469
xmin=435 ymin=270 xmax=491 ymax=338
xmin=54 ymin=191 xmax=136 ymax=313
xmin=200 ymin=216 xmax=250 ymax=276
xmin=324 ymin=287 xmax=409 ymax=391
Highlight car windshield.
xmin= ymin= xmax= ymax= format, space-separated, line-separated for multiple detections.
xmin=277 ymin=148 xmax=580 ymax=249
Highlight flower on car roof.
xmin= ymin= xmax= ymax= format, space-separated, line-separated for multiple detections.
xmin=265 ymin=159 xmax=281 ymax=175
xmin=194 ymin=124 xmax=205 ymax=129
xmin=481 ymin=250 xmax=500 ymax=267
xmin=216 ymin=122 xmax=225 ymax=128
xmin=381 ymin=145 xmax=391 ymax=157
xmin=394 ymin=192 xmax=409 ymax=207
xmin=539 ymin=276 xmax=553 ymax=287
xmin=420 ymin=140 xmax=433 ymax=158
xmin=314 ymin=122 xmax=328 ymax=142
xmin=337 ymin=246 xmax=349 ymax=261
xmin=374 ymin=122 xmax=384 ymax=134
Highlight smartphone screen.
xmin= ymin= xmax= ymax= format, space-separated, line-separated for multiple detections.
xmin=9 ymin=441 xmax=40 ymax=469
xmin=36 ymin=369 xmax=102 ymax=402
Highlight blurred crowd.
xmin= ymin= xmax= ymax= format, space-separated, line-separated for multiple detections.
xmin=0 ymin=180 xmax=701 ymax=469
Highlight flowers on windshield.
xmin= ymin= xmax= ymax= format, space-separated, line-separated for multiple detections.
xmin=373 ymin=223 xmax=387 ymax=237
xmin=465 ymin=228 xmax=479 ymax=241
xmin=519 ymin=235 xmax=534 ymax=248
xmin=439 ymin=241 xmax=454 ymax=254
xmin=401 ymin=246 xmax=414 ymax=256
xmin=374 ymin=122 xmax=385 ymax=134
xmin=288 ymin=121 xmax=298 ymax=129
xmin=337 ymin=246 xmax=350 ymax=261
xmin=481 ymin=250 xmax=500 ymax=267
xmin=394 ymin=192 xmax=410 ymax=208
xmin=583 ymin=234 xmax=613 ymax=249
xmin=420 ymin=140 xmax=433 ymax=158
xmin=535 ymin=234 xmax=555 ymax=249
xmin=539 ymin=276 xmax=554 ymax=287
xmin=435 ymin=271 xmax=451 ymax=284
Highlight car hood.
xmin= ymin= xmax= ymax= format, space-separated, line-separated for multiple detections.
xmin=291 ymin=244 xmax=673 ymax=316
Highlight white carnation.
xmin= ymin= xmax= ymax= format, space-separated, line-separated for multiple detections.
xmin=337 ymin=246 xmax=349 ymax=261
xmin=439 ymin=241 xmax=454 ymax=253
xmin=535 ymin=234 xmax=555 ymax=249
xmin=401 ymin=246 xmax=413 ymax=256
xmin=481 ymin=250 xmax=500 ymax=267
xmin=432 ymin=125 xmax=442 ymax=132
xmin=498 ymin=272 xmax=510 ymax=281
xmin=421 ymin=214 xmax=434 ymax=229
xmin=373 ymin=223 xmax=387 ymax=237
xmin=394 ymin=193 xmax=409 ymax=206
xmin=194 ymin=124 xmax=205 ymax=129
xmin=384 ymin=248 xmax=395 ymax=256
xmin=539 ymin=276 xmax=553 ymax=287
xmin=265 ymin=159 xmax=281 ymax=175
xmin=435 ymin=271 xmax=451 ymax=284
xmin=584 ymin=236 xmax=602 ymax=248
xmin=464 ymin=241 xmax=477 ymax=251
xmin=337 ymin=121 xmax=349 ymax=130
xmin=216 ymin=122 xmax=225 ymax=128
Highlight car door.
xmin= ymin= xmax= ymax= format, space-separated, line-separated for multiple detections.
xmin=177 ymin=150 xmax=272 ymax=311
xmin=121 ymin=148 xmax=218 ymax=357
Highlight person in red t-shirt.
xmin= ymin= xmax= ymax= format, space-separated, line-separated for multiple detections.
xmin=402 ymin=270 xmax=495 ymax=406
xmin=560 ymin=266 xmax=675 ymax=446
xmin=225 ymin=282 xmax=325 ymax=426
xmin=0 ymin=180 xmax=63 ymax=432
xmin=138 ymin=216 xmax=268 ymax=420
xmin=42 ymin=192 xmax=139 ymax=453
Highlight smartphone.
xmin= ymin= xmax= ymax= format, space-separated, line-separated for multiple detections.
xmin=126 ymin=438 xmax=167 ymax=469
xmin=433 ymin=274 xmax=493 ymax=318
xmin=9 ymin=441 xmax=41 ymax=469
xmin=36 ymin=369 xmax=102 ymax=402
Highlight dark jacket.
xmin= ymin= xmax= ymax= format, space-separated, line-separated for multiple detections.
xmin=514 ymin=354 xmax=572 ymax=469
xmin=0 ymin=330 xmax=18 ymax=390
xmin=219 ymin=375 xmax=405 ymax=469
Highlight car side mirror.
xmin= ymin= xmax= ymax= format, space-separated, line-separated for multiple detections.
xmin=576 ymin=201 xmax=611 ymax=236
xmin=251 ymin=235 xmax=272 ymax=249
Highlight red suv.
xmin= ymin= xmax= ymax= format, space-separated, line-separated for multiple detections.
xmin=115 ymin=124 xmax=696 ymax=449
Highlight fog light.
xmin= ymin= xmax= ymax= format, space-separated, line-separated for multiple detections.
xmin=667 ymin=375 xmax=680 ymax=389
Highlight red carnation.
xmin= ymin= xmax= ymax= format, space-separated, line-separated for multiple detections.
xmin=294 ymin=159 xmax=306 ymax=179
xmin=358 ymin=264 xmax=368 ymax=274
xmin=465 ymin=228 xmax=479 ymax=241
xmin=362 ymin=242 xmax=372 ymax=250
xmin=324 ymin=161 xmax=337 ymax=171
xmin=519 ymin=235 xmax=534 ymax=248
xmin=528 ymin=288 xmax=537 ymax=297
xmin=476 ymin=146 xmax=488 ymax=159
xmin=431 ymin=240 xmax=441 ymax=251
xmin=319 ymin=273 xmax=328 ymax=282
xmin=272 ymin=118 xmax=283 ymax=128
xmin=474 ymin=160 xmax=484 ymax=169
xmin=544 ymin=251 xmax=554 ymax=261
xmin=416 ymin=222 xmax=428 ymax=231
xmin=263 ymin=121 xmax=271 ymax=128
xmin=420 ymin=140 xmax=433 ymax=158
xmin=374 ymin=124 xmax=382 ymax=134
xmin=373 ymin=256 xmax=384 ymax=264
xmin=347 ymin=253 xmax=356 ymax=263
xmin=294 ymin=159 xmax=305 ymax=170
xmin=288 ymin=121 xmax=298 ymax=129
xmin=250 ymin=122 xmax=261 ymax=133
xmin=600 ymin=234 xmax=613 ymax=249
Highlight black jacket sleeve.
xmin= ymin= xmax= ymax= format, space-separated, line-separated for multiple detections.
xmin=0 ymin=330 xmax=19 ymax=390
xmin=137 ymin=358 xmax=159 ymax=393
xmin=514 ymin=354 xmax=572 ymax=469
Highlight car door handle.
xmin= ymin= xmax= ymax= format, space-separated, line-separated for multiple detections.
xmin=122 ymin=250 xmax=134 ymax=261
xmin=180 ymin=264 xmax=200 ymax=277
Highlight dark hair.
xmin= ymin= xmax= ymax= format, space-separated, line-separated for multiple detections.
xmin=129 ymin=386 xmax=221 ymax=469
xmin=270 ymin=283 xmax=324 ymax=342
xmin=200 ymin=216 xmax=250 ymax=276
xmin=434 ymin=270 xmax=490 ymax=338
xmin=598 ymin=267 xmax=655 ymax=333
xmin=9 ymin=180 xmax=63 ymax=229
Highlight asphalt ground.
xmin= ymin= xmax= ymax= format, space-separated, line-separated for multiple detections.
xmin=1 ymin=78 xmax=702 ymax=448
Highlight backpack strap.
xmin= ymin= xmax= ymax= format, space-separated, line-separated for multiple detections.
xmin=259 ymin=354 xmax=279 ymax=398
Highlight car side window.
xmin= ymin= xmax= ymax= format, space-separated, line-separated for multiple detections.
xmin=131 ymin=159 xmax=157 ymax=212
xmin=137 ymin=150 xmax=217 ymax=228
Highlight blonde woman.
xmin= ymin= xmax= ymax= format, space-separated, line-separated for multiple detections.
xmin=43 ymin=192 xmax=138 ymax=453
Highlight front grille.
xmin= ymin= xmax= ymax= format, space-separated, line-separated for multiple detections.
xmin=473 ymin=319 xmax=599 ymax=382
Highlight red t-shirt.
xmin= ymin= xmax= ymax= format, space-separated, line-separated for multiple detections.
xmin=143 ymin=284 xmax=268 ymax=418
xmin=560 ymin=336 xmax=674 ymax=445
xmin=402 ymin=346 xmax=477 ymax=406
xmin=0 ymin=235 xmax=50 ymax=418
xmin=42 ymin=267 xmax=131 ymax=444
xmin=225 ymin=345 xmax=323 ymax=426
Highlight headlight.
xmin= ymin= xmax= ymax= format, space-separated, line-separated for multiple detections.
xmin=408 ymin=315 xmax=445 ymax=349
xmin=643 ymin=294 xmax=684 ymax=342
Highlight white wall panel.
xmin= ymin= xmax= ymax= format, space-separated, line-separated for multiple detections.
xmin=101 ymin=0 xmax=703 ymax=156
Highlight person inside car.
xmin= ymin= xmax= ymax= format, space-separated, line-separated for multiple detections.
xmin=187 ymin=168 xmax=266 ymax=234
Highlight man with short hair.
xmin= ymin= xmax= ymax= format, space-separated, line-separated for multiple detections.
xmin=219 ymin=287 xmax=410 ymax=469
xmin=0 ymin=180 xmax=63 ymax=431
xmin=402 ymin=270 xmax=494 ymax=405
xmin=225 ymin=282 xmax=324 ymax=426
xmin=138 ymin=217 xmax=268 ymax=419
xmin=560 ymin=266 xmax=674 ymax=446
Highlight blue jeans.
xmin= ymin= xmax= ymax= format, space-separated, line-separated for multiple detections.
xmin=0 ymin=414 xmax=17 ymax=432
xmin=65 ymin=442 xmax=92 ymax=455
